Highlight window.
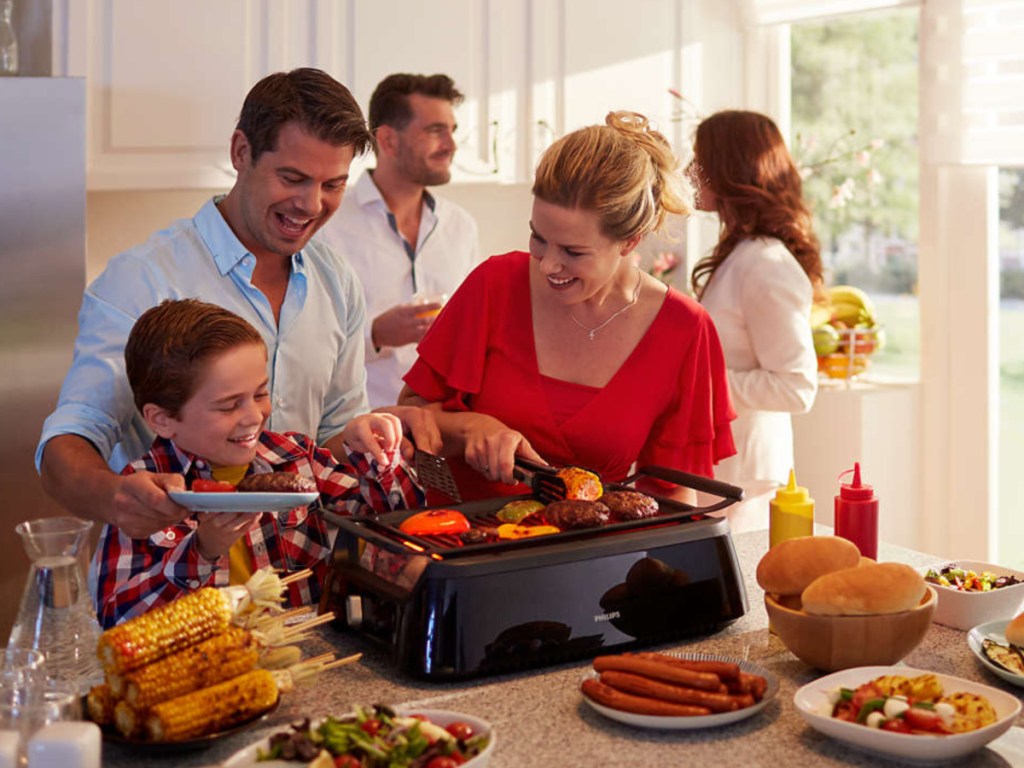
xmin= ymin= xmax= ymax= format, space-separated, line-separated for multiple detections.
xmin=999 ymin=167 xmax=1024 ymax=568
xmin=790 ymin=8 xmax=919 ymax=379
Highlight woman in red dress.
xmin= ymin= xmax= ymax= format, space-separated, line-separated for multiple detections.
xmin=399 ymin=111 xmax=736 ymax=502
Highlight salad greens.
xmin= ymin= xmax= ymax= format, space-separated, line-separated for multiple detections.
xmin=257 ymin=704 xmax=489 ymax=767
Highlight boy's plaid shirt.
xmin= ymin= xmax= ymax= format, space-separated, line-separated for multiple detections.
xmin=91 ymin=430 xmax=423 ymax=627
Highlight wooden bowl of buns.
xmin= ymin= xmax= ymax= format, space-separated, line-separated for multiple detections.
xmin=759 ymin=536 xmax=936 ymax=671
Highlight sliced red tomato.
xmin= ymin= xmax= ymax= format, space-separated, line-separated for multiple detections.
xmin=398 ymin=509 xmax=471 ymax=536
xmin=333 ymin=756 xmax=361 ymax=768
xmin=903 ymin=706 xmax=949 ymax=733
xmin=832 ymin=701 xmax=857 ymax=722
xmin=191 ymin=479 xmax=236 ymax=492
xmin=850 ymin=684 xmax=883 ymax=713
xmin=424 ymin=758 xmax=460 ymax=768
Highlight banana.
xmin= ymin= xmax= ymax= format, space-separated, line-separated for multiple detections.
xmin=828 ymin=285 xmax=877 ymax=324
xmin=830 ymin=301 xmax=873 ymax=328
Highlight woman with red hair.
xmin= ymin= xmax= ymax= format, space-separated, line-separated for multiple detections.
xmin=690 ymin=110 xmax=822 ymax=531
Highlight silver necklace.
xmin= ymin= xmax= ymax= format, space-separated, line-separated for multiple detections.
xmin=569 ymin=268 xmax=642 ymax=341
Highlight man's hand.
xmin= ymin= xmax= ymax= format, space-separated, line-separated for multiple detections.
xmin=40 ymin=434 xmax=192 ymax=539
xmin=109 ymin=472 xmax=191 ymax=538
xmin=370 ymin=302 xmax=441 ymax=350
xmin=373 ymin=404 xmax=442 ymax=460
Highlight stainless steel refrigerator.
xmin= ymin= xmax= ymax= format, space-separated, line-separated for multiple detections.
xmin=0 ymin=77 xmax=86 ymax=639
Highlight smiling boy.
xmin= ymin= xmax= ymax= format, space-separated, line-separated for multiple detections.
xmin=91 ymin=299 xmax=423 ymax=628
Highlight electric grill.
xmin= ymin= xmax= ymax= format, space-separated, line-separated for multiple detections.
xmin=321 ymin=466 xmax=748 ymax=680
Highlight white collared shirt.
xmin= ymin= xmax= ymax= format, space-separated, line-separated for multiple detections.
xmin=320 ymin=171 xmax=481 ymax=407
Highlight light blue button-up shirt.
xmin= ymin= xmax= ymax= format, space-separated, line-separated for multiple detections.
xmin=36 ymin=197 xmax=369 ymax=473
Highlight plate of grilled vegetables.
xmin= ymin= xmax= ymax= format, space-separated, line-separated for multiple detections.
xmin=968 ymin=620 xmax=1024 ymax=687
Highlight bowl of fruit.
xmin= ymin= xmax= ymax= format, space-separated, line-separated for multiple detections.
xmin=812 ymin=285 xmax=885 ymax=381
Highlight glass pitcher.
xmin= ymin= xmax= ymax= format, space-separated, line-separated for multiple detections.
xmin=7 ymin=517 xmax=102 ymax=694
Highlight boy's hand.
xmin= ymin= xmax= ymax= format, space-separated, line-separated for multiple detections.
xmin=111 ymin=472 xmax=190 ymax=538
xmin=195 ymin=512 xmax=261 ymax=561
xmin=341 ymin=412 xmax=404 ymax=467
xmin=373 ymin=404 xmax=442 ymax=459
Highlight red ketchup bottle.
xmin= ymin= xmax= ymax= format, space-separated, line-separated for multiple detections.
xmin=834 ymin=462 xmax=878 ymax=559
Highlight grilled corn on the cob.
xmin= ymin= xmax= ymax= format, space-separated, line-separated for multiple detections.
xmin=145 ymin=668 xmax=279 ymax=742
xmin=113 ymin=699 xmax=144 ymax=739
xmin=124 ymin=626 xmax=259 ymax=709
xmin=97 ymin=587 xmax=233 ymax=673
xmin=85 ymin=683 xmax=117 ymax=726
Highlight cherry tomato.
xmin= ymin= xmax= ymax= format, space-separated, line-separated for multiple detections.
xmin=424 ymin=758 xmax=460 ymax=768
xmin=881 ymin=718 xmax=911 ymax=734
xmin=191 ymin=479 xmax=236 ymax=492
xmin=359 ymin=718 xmax=381 ymax=736
xmin=445 ymin=721 xmax=474 ymax=740
xmin=334 ymin=756 xmax=361 ymax=768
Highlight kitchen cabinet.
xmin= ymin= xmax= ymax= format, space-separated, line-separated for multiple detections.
xmin=0 ymin=77 xmax=87 ymax=640
xmin=54 ymin=0 xmax=736 ymax=190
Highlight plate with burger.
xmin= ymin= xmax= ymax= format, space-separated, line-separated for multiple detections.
xmin=169 ymin=472 xmax=318 ymax=513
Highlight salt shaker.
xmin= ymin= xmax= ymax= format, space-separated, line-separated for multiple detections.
xmin=27 ymin=722 xmax=101 ymax=768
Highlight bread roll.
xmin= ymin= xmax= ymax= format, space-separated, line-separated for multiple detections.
xmin=1006 ymin=611 xmax=1024 ymax=647
xmin=802 ymin=562 xmax=926 ymax=616
xmin=756 ymin=536 xmax=862 ymax=596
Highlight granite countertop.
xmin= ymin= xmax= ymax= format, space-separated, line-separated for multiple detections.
xmin=100 ymin=531 xmax=1024 ymax=767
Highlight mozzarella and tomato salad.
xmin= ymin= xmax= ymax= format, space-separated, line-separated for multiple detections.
xmin=828 ymin=674 xmax=996 ymax=735
xmin=257 ymin=704 xmax=489 ymax=767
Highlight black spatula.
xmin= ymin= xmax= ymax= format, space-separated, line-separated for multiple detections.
xmin=414 ymin=450 xmax=463 ymax=503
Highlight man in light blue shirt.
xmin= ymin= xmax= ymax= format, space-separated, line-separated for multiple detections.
xmin=37 ymin=68 xmax=439 ymax=538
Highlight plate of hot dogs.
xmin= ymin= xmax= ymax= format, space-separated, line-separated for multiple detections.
xmin=580 ymin=651 xmax=778 ymax=729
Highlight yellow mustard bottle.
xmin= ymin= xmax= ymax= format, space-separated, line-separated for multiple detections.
xmin=769 ymin=469 xmax=814 ymax=548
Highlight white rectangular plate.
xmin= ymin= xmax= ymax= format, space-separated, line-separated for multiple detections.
xmin=168 ymin=490 xmax=318 ymax=513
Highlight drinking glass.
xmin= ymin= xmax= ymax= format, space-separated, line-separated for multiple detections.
xmin=1 ymin=648 xmax=45 ymax=694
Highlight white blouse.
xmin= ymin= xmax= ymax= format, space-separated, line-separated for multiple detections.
xmin=699 ymin=237 xmax=818 ymax=489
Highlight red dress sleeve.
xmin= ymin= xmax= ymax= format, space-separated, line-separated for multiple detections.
xmin=636 ymin=294 xmax=737 ymax=479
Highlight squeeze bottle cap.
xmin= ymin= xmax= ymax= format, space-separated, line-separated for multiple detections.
xmin=839 ymin=462 xmax=875 ymax=501
xmin=774 ymin=468 xmax=810 ymax=504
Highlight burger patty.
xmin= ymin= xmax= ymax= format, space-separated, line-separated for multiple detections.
xmin=601 ymin=490 xmax=659 ymax=521
xmin=544 ymin=499 xmax=611 ymax=530
xmin=236 ymin=472 xmax=317 ymax=493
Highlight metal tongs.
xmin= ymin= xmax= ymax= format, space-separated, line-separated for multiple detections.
xmin=512 ymin=456 xmax=581 ymax=503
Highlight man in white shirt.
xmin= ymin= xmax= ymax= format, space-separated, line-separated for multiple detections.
xmin=322 ymin=73 xmax=481 ymax=408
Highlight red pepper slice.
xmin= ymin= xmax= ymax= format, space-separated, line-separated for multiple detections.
xmin=398 ymin=509 xmax=471 ymax=536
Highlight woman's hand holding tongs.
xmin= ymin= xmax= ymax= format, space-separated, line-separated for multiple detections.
xmin=460 ymin=412 xmax=545 ymax=485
